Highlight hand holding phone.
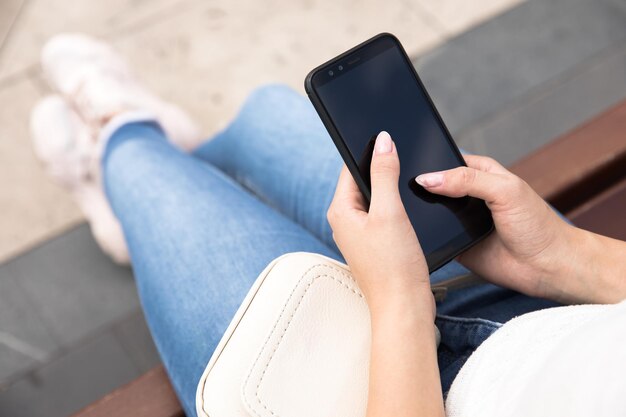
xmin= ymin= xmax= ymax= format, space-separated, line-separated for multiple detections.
xmin=327 ymin=131 xmax=434 ymax=310
xmin=306 ymin=33 xmax=493 ymax=272
xmin=414 ymin=153 xmax=588 ymax=303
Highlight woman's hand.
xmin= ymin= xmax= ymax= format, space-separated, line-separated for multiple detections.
xmin=329 ymin=131 xmax=444 ymax=417
xmin=328 ymin=131 xmax=432 ymax=314
xmin=415 ymin=155 xmax=588 ymax=303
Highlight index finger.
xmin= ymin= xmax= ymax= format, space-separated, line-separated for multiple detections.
xmin=332 ymin=165 xmax=367 ymax=212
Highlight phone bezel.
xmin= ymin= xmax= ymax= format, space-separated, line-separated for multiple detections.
xmin=305 ymin=32 xmax=494 ymax=273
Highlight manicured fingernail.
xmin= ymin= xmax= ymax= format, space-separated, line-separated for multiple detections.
xmin=374 ymin=131 xmax=392 ymax=154
xmin=416 ymin=173 xmax=444 ymax=187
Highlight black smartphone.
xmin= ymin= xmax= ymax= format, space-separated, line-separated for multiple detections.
xmin=305 ymin=33 xmax=494 ymax=273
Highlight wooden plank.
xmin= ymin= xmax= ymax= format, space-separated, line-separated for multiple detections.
xmin=510 ymin=100 xmax=626 ymax=212
xmin=71 ymin=366 xmax=184 ymax=417
xmin=567 ymin=177 xmax=626 ymax=241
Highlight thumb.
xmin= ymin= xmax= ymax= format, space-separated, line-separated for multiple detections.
xmin=369 ymin=131 xmax=403 ymax=214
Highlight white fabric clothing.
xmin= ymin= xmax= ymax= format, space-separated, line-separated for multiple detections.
xmin=446 ymin=300 xmax=626 ymax=417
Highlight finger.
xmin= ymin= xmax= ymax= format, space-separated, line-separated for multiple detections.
xmin=332 ymin=164 xmax=367 ymax=212
xmin=369 ymin=131 xmax=403 ymax=214
xmin=415 ymin=165 xmax=509 ymax=205
xmin=463 ymin=154 xmax=508 ymax=174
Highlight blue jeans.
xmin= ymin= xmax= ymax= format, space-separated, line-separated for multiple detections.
xmin=103 ymin=84 xmax=558 ymax=416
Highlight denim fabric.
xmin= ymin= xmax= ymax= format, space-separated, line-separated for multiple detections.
xmin=436 ymin=316 xmax=501 ymax=395
xmin=103 ymin=84 xmax=558 ymax=416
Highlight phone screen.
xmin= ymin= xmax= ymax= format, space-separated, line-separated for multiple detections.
xmin=309 ymin=35 xmax=492 ymax=269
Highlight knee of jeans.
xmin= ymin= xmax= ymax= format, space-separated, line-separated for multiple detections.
xmin=238 ymin=83 xmax=307 ymax=123
xmin=102 ymin=139 xmax=153 ymax=203
xmin=203 ymin=83 xmax=324 ymax=162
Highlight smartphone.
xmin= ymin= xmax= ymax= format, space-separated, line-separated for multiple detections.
xmin=305 ymin=33 xmax=494 ymax=273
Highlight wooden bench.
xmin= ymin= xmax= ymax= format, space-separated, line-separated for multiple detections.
xmin=510 ymin=98 xmax=626 ymax=236
xmin=72 ymin=99 xmax=626 ymax=417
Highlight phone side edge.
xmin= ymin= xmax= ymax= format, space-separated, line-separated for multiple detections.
xmin=305 ymin=85 xmax=372 ymax=203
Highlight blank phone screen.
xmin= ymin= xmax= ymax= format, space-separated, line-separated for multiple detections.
xmin=312 ymin=35 xmax=492 ymax=268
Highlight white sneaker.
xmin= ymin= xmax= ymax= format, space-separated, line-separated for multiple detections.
xmin=32 ymin=33 xmax=206 ymax=265
xmin=30 ymin=95 xmax=94 ymax=189
xmin=30 ymin=95 xmax=130 ymax=265
xmin=41 ymin=33 xmax=203 ymax=151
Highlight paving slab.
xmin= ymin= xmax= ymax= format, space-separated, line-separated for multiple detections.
xmin=0 ymin=271 xmax=58 ymax=384
xmin=0 ymin=0 xmax=24 ymax=47
xmin=457 ymin=42 xmax=626 ymax=164
xmin=113 ymin=309 xmax=161 ymax=373
xmin=111 ymin=0 xmax=446 ymax=135
xmin=415 ymin=0 xmax=626 ymax=135
xmin=0 ymin=0 xmax=191 ymax=82
xmin=7 ymin=224 xmax=139 ymax=349
xmin=0 ymin=76 xmax=83 ymax=264
xmin=0 ymin=328 xmax=142 ymax=417
xmin=0 ymin=345 xmax=35 ymax=387
xmin=414 ymin=0 xmax=524 ymax=37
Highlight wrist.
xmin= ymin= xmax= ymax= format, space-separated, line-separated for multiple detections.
xmin=566 ymin=228 xmax=626 ymax=304
xmin=546 ymin=225 xmax=626 ymax=304
xmin=537 ymin=223 xmax=589 ymax=303
xmin=368 ymin=289 xmax=439 ymax=351
xmin=367 ymin=284 xmax=436 ymax=323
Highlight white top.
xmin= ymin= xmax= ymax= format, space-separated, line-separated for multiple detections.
xmin=445 ymin=300 xmax=626 ymax=417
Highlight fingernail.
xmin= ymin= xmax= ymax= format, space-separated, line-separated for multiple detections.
xmin=374 ymin=131 xmax=392 ymax=154
xmin=416 ymin=173 xmax=444 ymax=187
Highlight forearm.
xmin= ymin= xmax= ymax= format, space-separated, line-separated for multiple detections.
xmin=366 ymin=289 xmax=444 ymax=417
xmin=551 ymin=225 xmax=626 ymax=304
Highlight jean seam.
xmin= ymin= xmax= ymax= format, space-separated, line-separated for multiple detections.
xmin=436 ymin=314 xmax=503 ymax=329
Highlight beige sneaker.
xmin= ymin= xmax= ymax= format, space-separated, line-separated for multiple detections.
xmin=41 ymin=33 xmax=203 ymax=151
xmin=30 ymin=95 xmax=130 ymax=264
xmin=31 ymin=34 xmax=202 ymax=264
xmin=31 ymin=33 xmax=207 ymax=265
xmin=30 ymin=95 xmax=94 ymax=189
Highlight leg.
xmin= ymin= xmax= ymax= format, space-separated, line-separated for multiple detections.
xmin=193 ymin=84 xmax=342 ymax=252
xmin=103 ymin=120 xmax=339 ymax=416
